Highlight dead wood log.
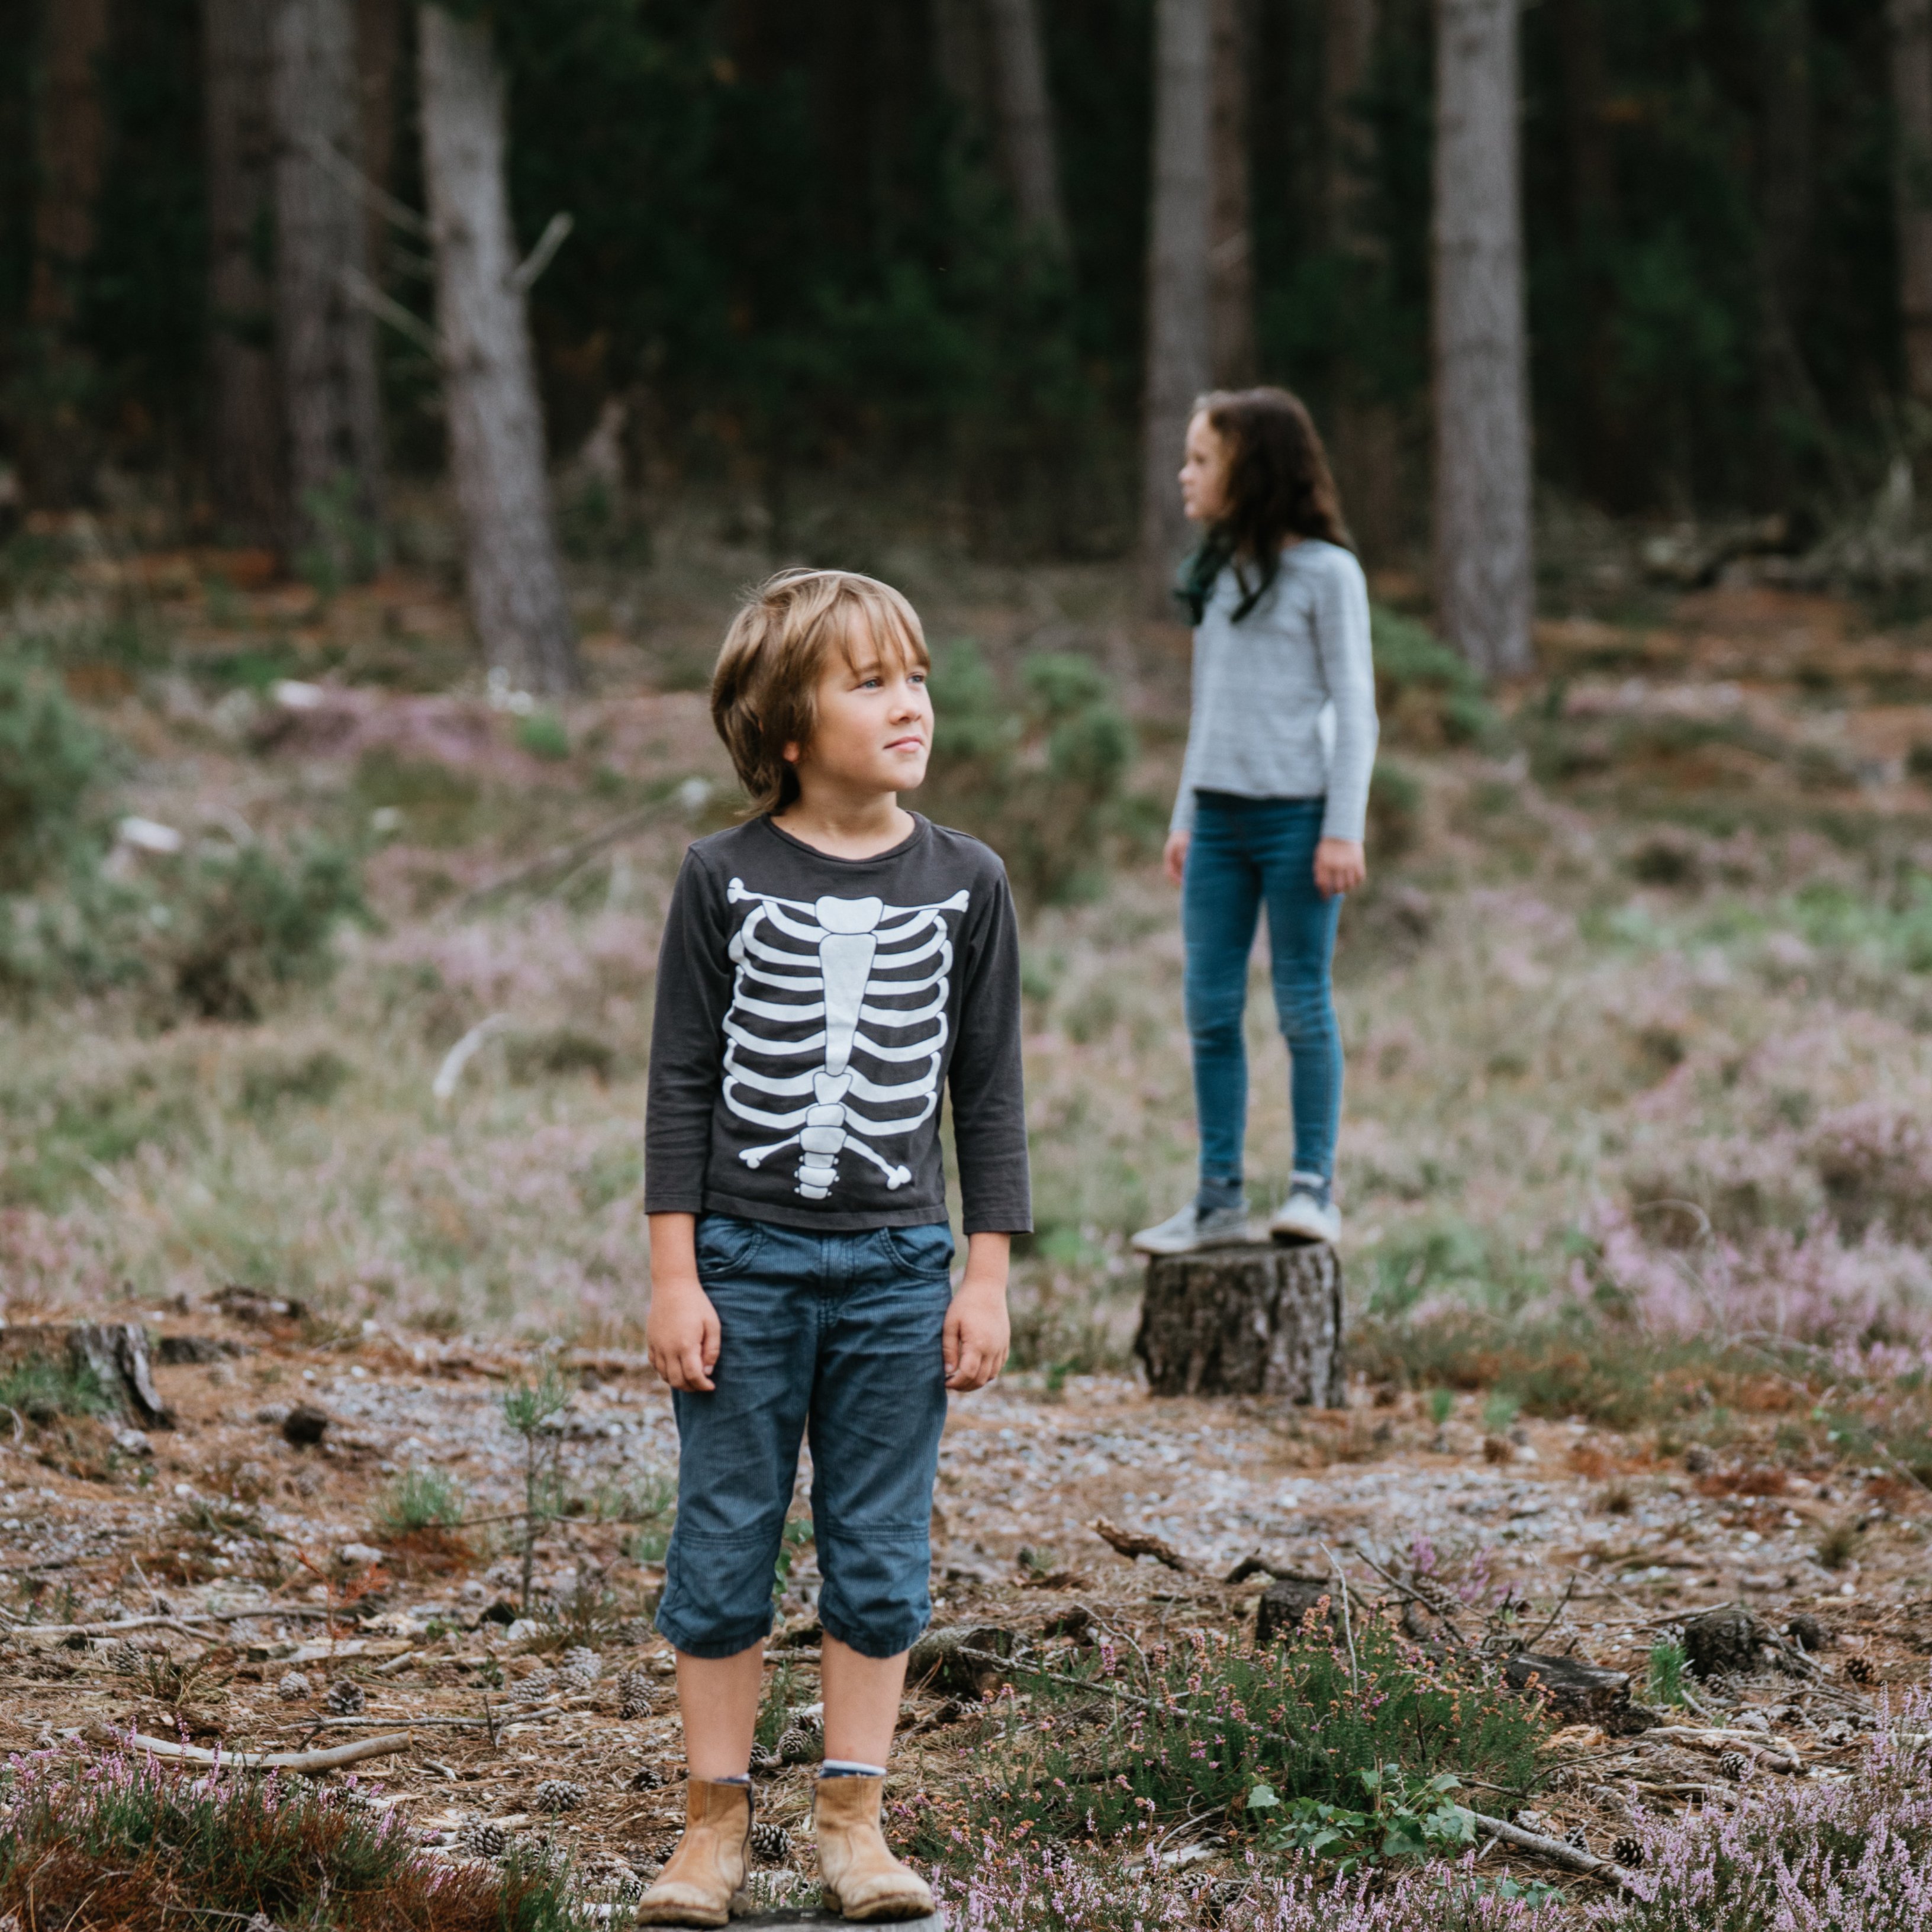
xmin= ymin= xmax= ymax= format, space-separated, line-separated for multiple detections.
xmin=1468 ymin=1811 xmax=1641 ymax=1895
xmin=0 ymin=1323 xmax=173 ymax=1427
xmin=89 ymin=1725 xmax=412 ymax=1772
xmin=1505 ymin=1651 xmax=1656 ymax=1733
xmin=1135 ymin=1241 xmax=1344 ymax=1403
xmin=907 ymin=1624 xmax=1016 ymax=1698
xmin=1093 ymin=1518 xmax=1192 ymax=1572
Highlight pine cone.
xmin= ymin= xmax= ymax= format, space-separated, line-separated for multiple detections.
xmin=106 ymin=1642 xmax=144 ymax=1677
xmin=1611 ymin=1834 xmax=1644 ymax=1869
xmin=459 ymin=1819 xmax=508 ymax=1859
xmin=748 ymin=1742 xmax=780 ymax=1773
xmin=749 ymin=1821 xmax=790 ymax=1865
xmin=777 ymin=1721 xmax=823 ymax=1766
xmin=276 ymin=1670 xmax=313 ymax=1702
xmin=615 ymin=1618 xmax=653 ymax=1647
xmin=560 ymin=1646 xmax=602 ymax=1689
xmin=532 ymin=1779 xmax=586 ymax=1815
xmin=1718 ymin=1750 xmax=1750 ymax=1781
xmin=626 ymin=1764 xmax=663 ymax=1792
xmin=617 ymin=1670 xmax=654 ymax=1719
xmin=1563 ymin=1826 xmax=1590 ymax=1853
xmin=1844 ymin=1654 xmax=1875 ymax=1686
xmin=324 ymin=1680 xmax=366 ymax=1716
xmin=512 ymin=1667 xmax=556 ymax=1704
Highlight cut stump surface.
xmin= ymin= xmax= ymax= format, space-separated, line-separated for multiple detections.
xmin=1135 ymin=1241 xmax=1343 ymax=1404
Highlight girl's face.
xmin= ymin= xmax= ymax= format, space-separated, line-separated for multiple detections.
xmin=1179 ymin=412 xmax=1231 ymax=523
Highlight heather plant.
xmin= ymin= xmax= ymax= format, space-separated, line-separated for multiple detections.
xmin=0 ymin=1746 xmax=588 ymax=1932
xmin=1591 ymin=1692 xmax=1932 ymax=1932
xmin=917 ymin=1617 xmax=1548 ymax=1859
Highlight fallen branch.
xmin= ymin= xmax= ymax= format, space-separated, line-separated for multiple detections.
xmin=1642 ymin=1724 xmax=1805 ymax=1773
xmin=1092 ymin=1518 xmax=1192 ymax=1573
xmin=1348 ymin=1547 xmax=1467 ymax=1646
xmin=91 ymin=1727 xmax=413 ymax=1773
xmin=12 ymin=1605 xmax=333 ymax=1640
xmin=1469 ymin=1811 xmax=1641 ymax=1895
xmin=450 ymin=803 xmax=672 ymax=916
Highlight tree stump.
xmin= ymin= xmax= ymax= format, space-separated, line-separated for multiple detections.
xmin=0 ymin=1323 xmax=173 ymax=1428
xmin=1135 ymin=1242 xmax=1344 ymax=1404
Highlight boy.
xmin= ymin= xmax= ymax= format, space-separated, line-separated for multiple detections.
xmin=638 ymin=568 xmax=1029 ymax=1925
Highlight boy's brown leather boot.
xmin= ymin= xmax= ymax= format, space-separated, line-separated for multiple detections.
xmin=636 ymin=1778 xmax=752 ymax=1927
xmin=812 ymin=1774 xmax=934 ymax=1921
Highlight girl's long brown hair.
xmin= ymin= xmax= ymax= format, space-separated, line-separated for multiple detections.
xmin=1177 ymin=387 xmax=1352 ymax=624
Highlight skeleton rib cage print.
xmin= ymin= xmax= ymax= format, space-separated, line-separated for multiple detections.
xmin=721 ymin=877 xmax=971 ymax=1201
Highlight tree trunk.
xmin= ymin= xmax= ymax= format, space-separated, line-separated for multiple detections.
xmin=417 ymin=4 xmax=581 ymax=696
xmin=1140 ymin=0 xmax=1215 ymax=610
xmin=933 ymin=0 xmax=991 ymax=119
xmin=1135 ymin=1242 xmax=1345 ymax=1404
xmin=356 ymin=0 xmax=405 ymax=276
xmin=272 ymin=0 xmax=385 ymax=565
xmin=984 ymin=0 xmax=1067 ymax=250
xmin=1431 ymin=0 xmax=1532 ymax=677
xmin=28 ymin=0 xmax=111 ymax=330
xmin=1894 ymin=0 xmax=1932 ymax=405
xmin=1324 ymin=0 xmax=1403 ymax=559
xmin=205 ymin=0 xmax=285 ymax=545
xmin=1208 ymin=0 xmax=1255 ymax=386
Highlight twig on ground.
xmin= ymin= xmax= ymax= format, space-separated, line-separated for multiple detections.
xmin=12 ymin=1605 xmax=334 ymax=1640
xmin=1469 ymin=1811 xmax=1641 ymax=1895
xmin=1319 ymin=1544 xmax=1358 ymax=1695
xmin=91 ymin=1726 xmax=413 ymax=1772
xmin=1092 ymin=1518 xmax=1192 ymax=1573
xmin=1518 ymin=1572 xmax=1580 ymax=1651
xmin=1348 ymin=1547 xmax=1467 ymax=1646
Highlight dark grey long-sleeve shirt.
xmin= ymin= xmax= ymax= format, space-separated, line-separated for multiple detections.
xmin=645 ymin=814 xmax=1032 ymax=1235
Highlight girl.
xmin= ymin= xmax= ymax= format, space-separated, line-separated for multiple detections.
xmin=1132 ymin=388 xmax=1377 ymax=1257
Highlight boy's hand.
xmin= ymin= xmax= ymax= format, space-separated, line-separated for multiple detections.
xmin=647 ymin=1213 xmax=721 ymax=1392
xmin=944 ymin=1232 xmax=1011 ymax=1392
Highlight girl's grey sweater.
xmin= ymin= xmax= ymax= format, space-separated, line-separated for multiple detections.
xmin=1168 ymin=537 xmax=1379 ymax=843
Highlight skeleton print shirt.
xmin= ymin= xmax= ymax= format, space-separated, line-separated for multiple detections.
xmin=645 ymin=814 xmax=1032 ymax=1234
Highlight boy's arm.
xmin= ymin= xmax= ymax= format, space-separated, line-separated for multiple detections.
xmin=644 ymin=849 xmax=730 ymax=1218
xmin=946 ymin=866 xmax=1033 ymax=1239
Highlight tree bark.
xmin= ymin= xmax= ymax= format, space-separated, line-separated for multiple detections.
xmin=356 ymin=0 xmax=405 ymax=276
xmin=1208 ymin=0 xmax=1255 ymax=386
xmin=272 ymin=0 xmax=386 ymax=562
xmin=28 ymin=0 xmax=111 ymax=330
xmin=1324 ymin=0 xmax=1402 ymax=562
xmin=984 ymin=0 xmax=1067 ymax=250
xmin=0 ymin=1323 xmax=173 ymax=1428
xmin=1140 ymin=0 xmax=1215 ymax=609
xmin=1895 ymin=0 xmax=1932 ymax=405
xmin=1432 ymin=0 xmax=1532 ymax=677
xmin=205 ymin=0 xmax=285 ymax=545
xmin=417 ymin=4 xmax=581 ymax=696
xmin=1135 ymin=1242 xmax=1345 ymax=1404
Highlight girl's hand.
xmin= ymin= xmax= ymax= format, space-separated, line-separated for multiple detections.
xmin=1163 ymin=830 xmax=1190 ymax=887
xmin=944 ymin=1232 xmax=1011 ymax=1392
xmin=1313 ymin=838 xmax=1366 ymax=897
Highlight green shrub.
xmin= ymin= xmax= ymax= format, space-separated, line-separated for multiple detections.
xmin=0 ymin=1353 xmax=114 ymax=1424
xmin=168 ymin=844 xmax=368 ymax=1021
xmin=1371 ymin=608 xmax=1496 ymax=749
xmin=517 ymin=712 xmax=571 ymax=762
xmin=921 ymin=643 xmax=1138 ymax=907
xmin=0 ymin=1746 xmax=588 ymax=1932
xmin=239 ymin=1046 xmax=352 ymax=1114
xmin=915 ymin=1617 xmax=1548 ymax=1861
xmin=373 ymin=1467 xmax=466 ymax=1539
xmin=0 ymin=662 xmax=101 ymax=890
xmin=1368 ymin=761 xmax=1424 ymax=859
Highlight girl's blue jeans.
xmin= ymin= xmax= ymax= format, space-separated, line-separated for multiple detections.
xmin=1181 ymin=791 xmax=1343 ymax=1191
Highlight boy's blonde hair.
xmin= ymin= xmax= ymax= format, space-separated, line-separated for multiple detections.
xmin=711 ymin=568 xmax=930 ymax=816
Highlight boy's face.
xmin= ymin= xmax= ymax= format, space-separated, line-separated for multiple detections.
xmin=784 ymin=624 xmax=933 ymax=800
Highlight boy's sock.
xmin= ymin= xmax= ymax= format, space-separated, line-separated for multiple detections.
xmin=1290 ymin=1171 xmax=1331 ymax=1209
xmin=1194 ymin=1173 xmax=1244 ymax=1216
xmin=818 ymin=1760 xmax=887 ymax=1779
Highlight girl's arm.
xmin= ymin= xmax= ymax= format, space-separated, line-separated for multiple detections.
xmin=1311 ymin=549 xmax=1379 ymax=874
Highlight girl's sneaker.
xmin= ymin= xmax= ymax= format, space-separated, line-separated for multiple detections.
xmin=1268 ymin=1182 xmax=1340 ymax=1247
xmin=1130 ymin=1202 xmax=1251 ymax=1255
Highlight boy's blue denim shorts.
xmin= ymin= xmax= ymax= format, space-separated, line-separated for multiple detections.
xmin=655 ymin=1212 xmax=955 ymax=1662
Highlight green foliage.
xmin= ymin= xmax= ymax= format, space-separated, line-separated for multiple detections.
xmin=920 ymin=642 xmax=1138 ymax=907
xmin=0 ymin=1747 xmax=590 ymax=1932
xmin=238 ymin=1047 xmax=351 ymax=1116
xmin=1426 ymin=1388 xmax=1456 ymax=1427
xmin=373 ymin=1467 xmax=466 ymax=1539
xmin=772 ymin=1515 xmax=813 ymax=1603
xmin=0 ymin=662 xmax=101 ymax=890
xmin=502 ymin=1361 xmax=571 ymax=1612
xmin=1368 ymin=762 xmax=1424 ymax=861
xmin=1371 ymin=609 xmax=1496 ymax=749
xmin=1250 ymin=1766 xmax=1477 ymax=1874
xmin=516 ymin=713 xmax=572 ymax=762
xmin=917 ymin=1618 xmax=1549 ymax=1861
xmin=0 ymin=1354 xmax=114 ymax=1424
xmin=166 ymin=844 xmax=369 ymax=1022
xmin=292 ymin=473 xmax=383 ymax=602
xmin=1647 ymin=1640 xmax=1688 ymax=1708
xmin=755 ymin=1661 xmax=804 ymax=1752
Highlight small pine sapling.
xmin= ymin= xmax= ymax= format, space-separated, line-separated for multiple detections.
xmin=500 ymin=1361 xmax=571 ymax=1612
